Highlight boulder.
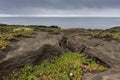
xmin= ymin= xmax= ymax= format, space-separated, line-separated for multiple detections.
xmin=0 ymin=31 xmax=64 ymax=77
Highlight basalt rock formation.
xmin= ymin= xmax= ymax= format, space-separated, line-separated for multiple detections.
xmin=0 ymin=30 xmax=120 ymax=80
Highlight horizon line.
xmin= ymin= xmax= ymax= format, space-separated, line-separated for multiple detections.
xmin=0 ymin=14 xmax=120 ymax=17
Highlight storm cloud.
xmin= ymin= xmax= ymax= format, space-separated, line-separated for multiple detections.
xmin=0 ymin=0 xmax=120 ymax=17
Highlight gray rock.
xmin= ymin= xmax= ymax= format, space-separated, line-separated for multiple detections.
xmin=66 ymin=35 xmax=120 ymax=80
xmin=0 ymin=31 xmax=64 ymax=77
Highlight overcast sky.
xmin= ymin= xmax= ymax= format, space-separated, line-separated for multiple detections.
xmin=0 ymin=0 xmax=120 ymax=17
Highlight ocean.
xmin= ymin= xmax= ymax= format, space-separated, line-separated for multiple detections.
xmin=0 ymin=17 xmax=120 ymax=29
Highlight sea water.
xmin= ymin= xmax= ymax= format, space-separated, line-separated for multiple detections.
xmin=0 ymin=17 xmax=120 ymax=29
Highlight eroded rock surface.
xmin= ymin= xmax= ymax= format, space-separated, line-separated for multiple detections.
xmin=66 ymin=35 xmax=120 ymax=80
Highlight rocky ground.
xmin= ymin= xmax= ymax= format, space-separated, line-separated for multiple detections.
xmin=0 ymin=28 xmax=120 ymax=80
xmin=66 ymin=35 xmax=120 ymax=80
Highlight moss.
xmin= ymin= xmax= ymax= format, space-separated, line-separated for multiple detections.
xmin=3 ymin=52 xmax=106 ymax=80
xmin=13 ymin=27 xmax=34 ymax=37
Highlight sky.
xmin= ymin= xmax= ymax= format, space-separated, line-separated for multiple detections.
xmin=0 ymin=0 xmax=120 ymax=17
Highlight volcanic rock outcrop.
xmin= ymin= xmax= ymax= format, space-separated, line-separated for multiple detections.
xmin=0 ymin=31 xmax=120 ymax=80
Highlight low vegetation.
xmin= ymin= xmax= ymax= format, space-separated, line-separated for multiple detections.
xmin=87 ymin=30 xmax=112 ymax=40
xmin=3 ymin=52 xmax=106 ymax=80
xmin=87 ymin=27 xmax=120 ymax=40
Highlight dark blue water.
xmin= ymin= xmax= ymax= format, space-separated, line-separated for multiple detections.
xmin=0 ymin=17 xmax=120 ymax=29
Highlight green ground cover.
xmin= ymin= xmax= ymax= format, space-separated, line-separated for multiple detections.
xmin=3 ymin=52 xmax=106 ymax=80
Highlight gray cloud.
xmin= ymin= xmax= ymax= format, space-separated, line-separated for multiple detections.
xmin=0 ymin=0 xmax=120 ymax=16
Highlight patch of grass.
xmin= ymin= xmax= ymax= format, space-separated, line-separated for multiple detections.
xmin=88 ymin=31 xmax=112 ymax=39
xmin=13 ymin=27 xmax=34 ymax=37
xmin=3 ymin=52 xmax=106 ymax=80
xmin=87 ymin=27 xmax=120 ymax=41
xmin=87 ymin=30 xmax=119 ymax=40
